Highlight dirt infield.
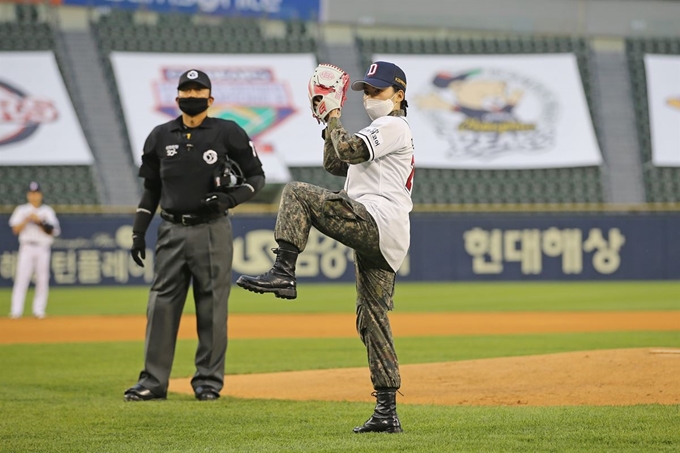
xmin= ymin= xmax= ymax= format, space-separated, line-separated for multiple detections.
xmin=169 ymin=348 xmax=680 ymax=406
xmin=0 ymin=311 xmax=678 ymax=345
xmin=2 ymin=311 xmax=678 ymax=406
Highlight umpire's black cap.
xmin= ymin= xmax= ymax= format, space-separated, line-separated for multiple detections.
xmin=177 ymin=69 xmax=212 ymax=91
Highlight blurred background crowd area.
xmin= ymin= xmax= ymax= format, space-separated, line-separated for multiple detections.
xmin=0 ymin=0 xmax=679 ymax=212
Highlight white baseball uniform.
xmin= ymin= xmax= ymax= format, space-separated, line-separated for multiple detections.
xmin=351 ymin=115 xmax=414 ymax=272
xmin=8 ymin=203 xmax=60 ymax=318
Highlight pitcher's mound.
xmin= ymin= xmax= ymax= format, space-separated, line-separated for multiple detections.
xmin=169 ymin=348 xmax=680 ymax=406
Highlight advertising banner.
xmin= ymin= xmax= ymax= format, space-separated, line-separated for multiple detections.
xmin=644 ymin=54 xmax=680 ymax=167
xmin=62 ymin=0 xmax=322 ymax=21
xmin=0 ymin=52 xmax=94 ymax=165
xmin=1 ymin=212 xmax=679 ymax=287
xmin=372 ymin=53 xmax=603 ymax=169
xmin=110 ymin=52 xmax=326 ymax=183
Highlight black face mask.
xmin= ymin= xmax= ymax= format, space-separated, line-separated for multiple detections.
xmin=178 ymin=97 xmax=209 ymax=116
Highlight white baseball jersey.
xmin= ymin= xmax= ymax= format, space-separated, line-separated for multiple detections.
xmin=350 ymin=115 xmax=414 ymax=272
xmin=9 ymin=203 xmax=61 ymax=246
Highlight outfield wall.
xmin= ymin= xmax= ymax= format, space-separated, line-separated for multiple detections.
xmin=0 ymin=212 xmax=678 ymax=287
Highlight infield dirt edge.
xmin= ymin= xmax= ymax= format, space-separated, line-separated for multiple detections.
xmin=168 ymin=348 xmax=680 ymax=407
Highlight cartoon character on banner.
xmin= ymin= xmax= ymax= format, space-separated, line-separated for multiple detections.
xmin=415 ymin=68 xmax=559 ymax=161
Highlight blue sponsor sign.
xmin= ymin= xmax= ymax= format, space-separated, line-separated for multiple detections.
xmin=62 ymin=0 xmax=321 ymax=21
xmin=1 ymin=212 xmax=679 ymax=287
xmin=408 ymin=213 xmax=680 ymax=281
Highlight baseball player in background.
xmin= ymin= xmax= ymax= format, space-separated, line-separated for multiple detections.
xmin=237 ymin=61 xmax=414 ymax=434
xmin=8 ymin=181 xmax=60 ymax=319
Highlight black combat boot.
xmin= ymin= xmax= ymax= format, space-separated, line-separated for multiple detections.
xmin=353 ymin=389 xmax=403 ymax=434
xmin=236 ymin=248 xmax=298 ymax=299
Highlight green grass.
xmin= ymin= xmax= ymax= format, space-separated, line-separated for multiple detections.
xmin=1 ymin=281 xmax=679 ymax=316
xmin=1 ymin=331 xmax=678 ymax=379
xmin=0 ymin=331 xmax=679 ymax=452
xmin=0 ymin=282 xmax=679 ymax=452
xmin=1 ymin=399 xmax=677 ymax=453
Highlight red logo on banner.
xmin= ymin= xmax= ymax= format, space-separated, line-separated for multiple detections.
xmin=0 ymin=80 xmax=59 ymax=146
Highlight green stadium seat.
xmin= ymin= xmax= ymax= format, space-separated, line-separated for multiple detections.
xmin=0 ymin=166 xmax=99 ymax=206
xmin=0 ymin=22 xmax=53 ymax=51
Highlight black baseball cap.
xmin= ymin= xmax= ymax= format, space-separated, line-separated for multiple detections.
xmin=28 ymin=181 xmax=41 ymax=192
xmin=177 ymin=69 xmax=211 ymax=91
xmin=351 ymin=61 xmax=407 ymax=93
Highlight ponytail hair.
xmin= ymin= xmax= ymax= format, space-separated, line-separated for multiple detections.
xmin=393 ymin=85 xmax=408 ymax=116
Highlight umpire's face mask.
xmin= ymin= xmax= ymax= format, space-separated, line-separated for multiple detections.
xmin=177 ymin=97 xmax=210 ymax=116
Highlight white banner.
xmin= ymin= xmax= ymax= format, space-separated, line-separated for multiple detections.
xmin=110 ymin=53 xmax=326 ymax=183
xmin=373 ymin=53 xmax=603 ymax=169
xmin=0 ymin=52 xmax=93 ymax=165
xmin=644 ymin=54 xmax=680 ymax=167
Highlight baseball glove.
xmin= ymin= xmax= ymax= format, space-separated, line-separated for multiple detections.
xmin=39 ymin=222 xmax=54 ymax=235
xmin=308 ymin=63 xmax=350 ymax=123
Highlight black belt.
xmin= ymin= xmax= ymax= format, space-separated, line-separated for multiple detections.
xmin=160 ymin=211 xmax=225 ymax=226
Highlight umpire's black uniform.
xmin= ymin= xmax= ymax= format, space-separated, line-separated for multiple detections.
xmin=124 ymin=69 xmax=265 ymax=401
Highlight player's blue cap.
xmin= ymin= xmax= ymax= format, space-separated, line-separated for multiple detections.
xmin=351 ymin=61 xmax=407 ymax=93
xmin=28 ymin=181 xmax=41 ymax=192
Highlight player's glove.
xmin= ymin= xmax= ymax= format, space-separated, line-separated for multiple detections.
xmin=40 ymin=222 xmax=54 ymax=235
xmin=131 ymin=233 xmax=146 ymax=268
xmin=308 ymin=63 xmax=349 ymax=123
xmin=202 ymin=192 xmax=235 ymax=213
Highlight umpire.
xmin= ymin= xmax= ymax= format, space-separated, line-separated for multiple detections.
xmin=124 ymin=69 xmax=265 ymax=401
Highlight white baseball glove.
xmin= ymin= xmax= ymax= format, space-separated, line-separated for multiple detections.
xmin=307 ymin=63 xmax=350 ymax=123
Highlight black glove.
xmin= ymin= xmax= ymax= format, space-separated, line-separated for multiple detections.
xmin=131 ymin=233 xmax=146 ymax=268
xmin=40 ymin=222 xmax=54 ymax=235
xmin=202 ymin=192 xmax=235 ymax=213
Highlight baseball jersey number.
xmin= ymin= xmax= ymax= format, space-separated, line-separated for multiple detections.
xmin=406 ymin=156 xmax=415 ymax=192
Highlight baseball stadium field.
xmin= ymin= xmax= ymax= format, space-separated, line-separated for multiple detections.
xmin=0 ymin=281 xmax=678 ymax=452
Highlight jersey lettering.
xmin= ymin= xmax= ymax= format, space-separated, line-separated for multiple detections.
xmin=369 ymin=128 xmax=382 ymax=147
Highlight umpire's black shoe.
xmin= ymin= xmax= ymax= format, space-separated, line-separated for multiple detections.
xmin=236 ymin=248 xmax=298 ymax=299
xmin=124 ymin=384 xmax=166 ymax=402
xmin=353 ymin=390 xmax=403 ymax=434
xmin=195 ymin=386 xmax=220 ymax=401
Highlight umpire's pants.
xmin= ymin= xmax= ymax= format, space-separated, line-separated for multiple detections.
xmin=137 ymin=216 xmax=233 ymax=396
xmin=275 ymin=182 xmax=401 ymax=390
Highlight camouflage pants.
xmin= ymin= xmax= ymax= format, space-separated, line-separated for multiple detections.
xmin=275 ymin=182 xmax=401 ymax=390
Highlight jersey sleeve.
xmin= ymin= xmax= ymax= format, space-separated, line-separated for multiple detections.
xmin=138 ymin=127 xmax=161 ymax=180
xmin=354 ymin=116 xmax=410 ymax=161
xmin=8 ymin=206 xmax=24 ymax=227
xmin=224 ymin=122 xmax=264 ymax=178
